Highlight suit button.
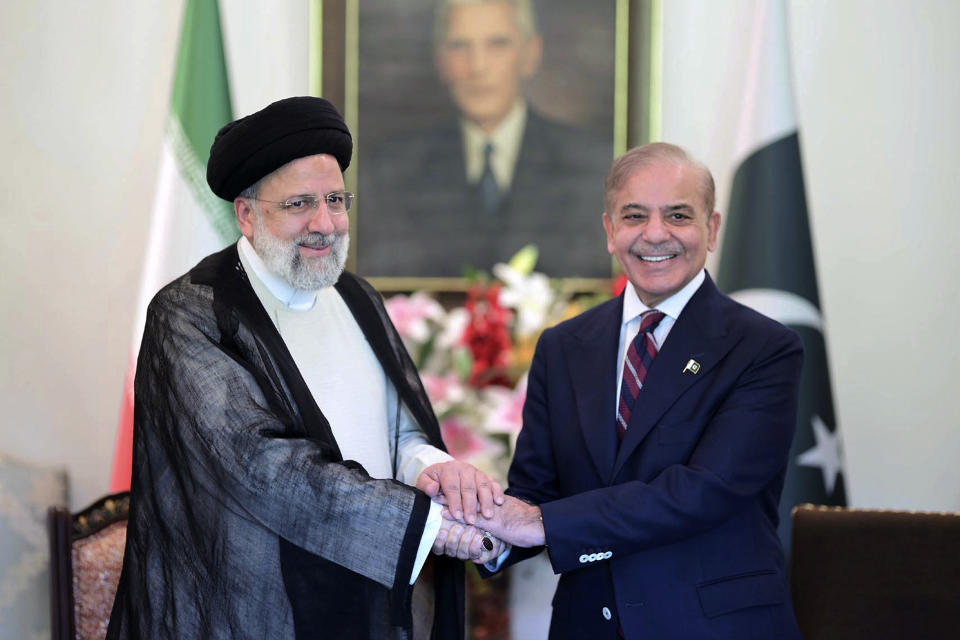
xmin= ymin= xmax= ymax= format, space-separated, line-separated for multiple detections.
xmin=603 ymin=551 xmax=613 ymax=559
xmin=602 ymin=606 xmax=612 ymax=620
xmin=588 ymin=553 xmax=598 ymax=562
xmin=579 ymin=554 xmax=588 ymax=563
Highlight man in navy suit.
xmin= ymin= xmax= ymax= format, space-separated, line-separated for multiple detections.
xmin=444 ymin=143 xmax=805 ymax=639
xmin=358 ymin=0 xmax=611 ymax=278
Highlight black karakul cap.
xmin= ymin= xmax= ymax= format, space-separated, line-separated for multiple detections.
xmin=206 ymin=96 xmax=352 ymax=201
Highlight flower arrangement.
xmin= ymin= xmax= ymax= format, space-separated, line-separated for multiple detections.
xmin=385 ymin=246 xmax=621 ymax=484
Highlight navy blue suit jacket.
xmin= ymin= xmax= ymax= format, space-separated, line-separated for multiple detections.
xmin=501 ymin=274 xmax=804 ymax=639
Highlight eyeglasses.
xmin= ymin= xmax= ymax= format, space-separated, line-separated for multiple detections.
xmin=251 ymin=191 xmax=354 ymax=215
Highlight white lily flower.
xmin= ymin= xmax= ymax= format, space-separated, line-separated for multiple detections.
xmin=493 ymin=263 xmax=555 ymax=338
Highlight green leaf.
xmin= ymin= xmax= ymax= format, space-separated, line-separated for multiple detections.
xmin=508 ymin=244 xmax=539 ymax=275
xmin=453 ymin=347 xmax=473 ymax=380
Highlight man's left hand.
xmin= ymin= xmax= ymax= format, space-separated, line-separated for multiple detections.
xmin=432 ymin=511 xmax=506 ymax=564
xmin=416 ymin=461 xmax=505 ymax=524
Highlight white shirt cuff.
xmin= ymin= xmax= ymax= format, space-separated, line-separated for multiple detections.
xmin=397 ymin=442 xmax=454 ymax=486
xmin=483 ymin=544 xmax=513 ymax=573
xmin=410 ymin=500 xmax=443 ymax=584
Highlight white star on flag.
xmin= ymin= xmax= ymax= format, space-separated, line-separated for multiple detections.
xmin=796 ymin=414 xmax=844 ymax=495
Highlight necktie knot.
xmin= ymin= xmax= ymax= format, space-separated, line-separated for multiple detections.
xmin=638 ymin=309 xmax=665 ymax=335
xmin=482 ymin=141 xmax=494 ymax=163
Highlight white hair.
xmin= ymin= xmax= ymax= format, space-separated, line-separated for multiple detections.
xmin=434 ymin=0 xmax=539 ymax=45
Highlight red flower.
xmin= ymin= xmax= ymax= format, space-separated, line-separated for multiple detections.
xmin=612 ymin=273 xmax=629 ymax=297
xmin=463 ymin=283 xmax=513 ymax=388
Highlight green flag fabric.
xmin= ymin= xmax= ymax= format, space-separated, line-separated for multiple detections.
xmin=168 ymin=0 xmax=236 ymax=244
xmin=716 ymin=0 xmax=846 ymax=556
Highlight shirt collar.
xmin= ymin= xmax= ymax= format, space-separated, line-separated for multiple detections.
xmin=237 ymin=236 xmax=319 ymax=310
xmin=621 ymin=269 xmax=706 ymax=325
xmin=461 ymin=101 xmax=527 ymax=188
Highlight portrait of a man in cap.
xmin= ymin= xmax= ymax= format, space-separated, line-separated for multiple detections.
xmin=356 ymin=0 xmax=616 ymax=279
xmin=106 ymin=96 xmax=509 ymax=640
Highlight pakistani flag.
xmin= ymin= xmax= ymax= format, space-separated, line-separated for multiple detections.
xmin=716 ymin=0 xmax=846 ymax=554
xmin=110 ymin=0 xmax=236 ymax=491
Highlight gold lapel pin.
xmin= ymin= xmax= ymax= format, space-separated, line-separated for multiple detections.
xmin=683 ymin=359 xmax=701 ymax=374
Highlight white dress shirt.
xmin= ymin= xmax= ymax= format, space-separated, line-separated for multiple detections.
xmin=614 ymin=270 xmax=706 ymax=405
xmin=238 ymin=237 xmax=450 ymax=583
xmin=462 ymin=100 xmax=527 ymax=191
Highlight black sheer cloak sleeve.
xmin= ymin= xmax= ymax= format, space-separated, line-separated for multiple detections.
xmin=135 ymin=275 xmax=426 ymax=590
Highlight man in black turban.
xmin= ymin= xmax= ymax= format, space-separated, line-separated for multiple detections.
xmin=107 ymin=97 xmax=506 ymax=640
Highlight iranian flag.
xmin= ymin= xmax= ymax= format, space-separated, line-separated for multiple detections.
xmin=109 ymin=0 xmax=236 ymax=491
xmin=716 ymin=0 xmax=846 ymax=554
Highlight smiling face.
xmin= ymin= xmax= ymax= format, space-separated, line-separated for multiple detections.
xmin=235 ymin=153 xmax=350 ymax=290
xmin=602 ymin=161 xmax=720 ymax=307
xmin=435 ymin=1 xmax=542 ymax=134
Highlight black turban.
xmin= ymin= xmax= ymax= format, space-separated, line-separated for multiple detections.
xmin=206 ymin=96 xmax=352 ymax=201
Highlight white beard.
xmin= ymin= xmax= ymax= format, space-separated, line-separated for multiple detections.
xmin=251 ymin=213 xmax=349 ymax=290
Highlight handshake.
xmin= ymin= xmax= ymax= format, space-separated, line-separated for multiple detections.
xmin=417 ymin=461 xmax=546 ymax=565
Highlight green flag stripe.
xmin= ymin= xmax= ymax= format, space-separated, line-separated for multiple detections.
xmin=777 ymin=325 xmax=846 ymax=555
xmin=167 ymin=114 xmax=238 ymax=245
xmin=718 ymin=133 xmax=820 ymax=308
xmin=718 ymin=131 xmax=846 ymax=562
xmin=171 ymin=0 xmax=233 ymax=161
xmin=166 ymin=0 xmax=236 ymax=245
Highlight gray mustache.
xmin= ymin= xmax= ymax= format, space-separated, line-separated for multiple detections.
xmin=297 ymin=233 xmax=338 ymax=250
xmin=630 ymin=243 xmax=683 ymax=255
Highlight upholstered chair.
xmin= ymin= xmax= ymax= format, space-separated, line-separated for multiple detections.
xmin=48 ymin=492 xmax=129 ymax=640
xmin=791 ymin=504 xmax=960 ymax=640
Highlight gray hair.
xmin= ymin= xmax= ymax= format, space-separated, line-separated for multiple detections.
xmin=604 ymin=142 xmax=716 ymax=215
xmin=434 ymin=0 xmax=539 ymax=46
xmin=237 ymin=177 xmax=263 ymax=201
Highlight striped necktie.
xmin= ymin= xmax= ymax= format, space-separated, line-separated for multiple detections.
xmin=616 ymin=309 xmax=666 ymax=441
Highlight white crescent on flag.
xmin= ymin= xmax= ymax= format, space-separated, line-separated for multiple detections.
xmin=729 ymin=288 xmax=822 ymax=331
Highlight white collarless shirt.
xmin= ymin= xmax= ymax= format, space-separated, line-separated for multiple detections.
xmin=237 ymin=238 xmax=450 ymax=583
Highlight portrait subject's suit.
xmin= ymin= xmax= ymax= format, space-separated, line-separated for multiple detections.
xmin=497 ymin=273 xmax=804 ymax=639
xmin=359 ymin=110 xmax=612 ymax=277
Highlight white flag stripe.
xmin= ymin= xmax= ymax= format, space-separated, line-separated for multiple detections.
xmin=729 ymin=288 xmax=823 ymax=331
xmin=130 ymin=134 xmax=223 ymax=349
xmin=733 ymin=0 xmax=798 ymax=165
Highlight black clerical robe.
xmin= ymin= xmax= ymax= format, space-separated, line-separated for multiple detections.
xmin=106 ymin=245 xmax=464 ymax=640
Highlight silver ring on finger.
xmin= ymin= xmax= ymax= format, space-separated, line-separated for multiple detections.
xmin=481 ymin=530 xmax=494 ymax=552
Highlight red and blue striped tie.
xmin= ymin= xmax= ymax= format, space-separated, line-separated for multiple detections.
xmin=616 ymin=309 xmax=665 ymax=441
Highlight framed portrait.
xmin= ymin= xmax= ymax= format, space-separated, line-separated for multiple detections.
xmin=314 ymin=0 xmax=653 ymax=291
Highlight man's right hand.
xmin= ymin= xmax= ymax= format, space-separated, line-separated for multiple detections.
xmin=416 ymin=460 xmax=505 ymax=524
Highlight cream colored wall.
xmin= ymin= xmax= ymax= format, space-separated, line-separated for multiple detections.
xmin=1 ymin=0 xmax=957 ymax=511
xmin=1 ymin=1 xmax=181 ymax=508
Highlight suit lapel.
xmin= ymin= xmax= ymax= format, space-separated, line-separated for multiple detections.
xmin=420 ymin=124 xmax=470 ymax=191
xmin=507 ymin=112 xmax=549 ymax=197
xmin=562 ymin=296 xmax=623 ymax=483
xmin=612 ymin=275 xmax=738 ymax=478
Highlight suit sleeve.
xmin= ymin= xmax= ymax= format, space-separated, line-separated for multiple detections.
xmin=511 ymin=322 xmax=803 ymax=575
